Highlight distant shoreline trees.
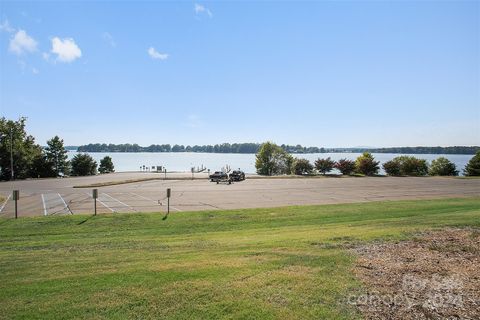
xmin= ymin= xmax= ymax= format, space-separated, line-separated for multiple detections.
xmin=76 ymin=143 xmax=479 ymax=155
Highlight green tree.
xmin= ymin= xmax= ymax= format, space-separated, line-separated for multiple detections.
xmin=382 ymin=160 xmax=401 ymax=176
xmin=382 ymin=156 xmax=428 ymax=176
xmin=45 ymin=135 xmax=70 ymax=177
xmin=464 ymin=151 xmax=480 ymax=176
xmin=71 ymin=154 xmax=97 ymax=176
xmin=314 ymin=157 xmax=335 ymax=175
xmin=99 ymin=156 xmax=115 ymax=174
xmin=397 ymin=156 xmax=428 ymax=176
xmin=255 ymin=142 xmax=293 ymax=176
xmin=0 ymin=117 xmax=48 ymax=180
xmin=30 ymin=153 xmax=55 ymax=178
xmin=355 ymin=152 xmax=380 ymax=176
xmin=429 ymin=157 xmax=458 ymax=176
xmin=292 ymin=158 xmax=313 ymax=175
xmin=334 ymin=159 xmax=356 ymax=175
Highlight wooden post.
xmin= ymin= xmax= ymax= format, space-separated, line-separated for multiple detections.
xmin=13 ymin=190 xmax=19 ymax=219
xmin=92 ymin=189 xmax=98 ymax=216
xmin=167 ymin=188 xmax=171 ymax=214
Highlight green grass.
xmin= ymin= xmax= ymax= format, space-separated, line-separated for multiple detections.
xmin=0 ymin=198 xmax=479 ymax=319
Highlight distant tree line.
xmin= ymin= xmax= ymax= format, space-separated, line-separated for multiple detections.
xmin=351 ymin=146 xmax=479 ymax=155
xmin=76 ymin=143 xmax=479 ymax=155
xmin=255 ymin=142 xmax=480 ymax=177
xmin=76 ymin=143 xmax=324 ymax=154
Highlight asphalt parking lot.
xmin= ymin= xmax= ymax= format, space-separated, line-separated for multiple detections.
xmin=0 ymin=173 xmax=479 ymax=217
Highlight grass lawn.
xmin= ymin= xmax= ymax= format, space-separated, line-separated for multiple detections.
xmin=0 ymin=198 xmax=479 ymax=319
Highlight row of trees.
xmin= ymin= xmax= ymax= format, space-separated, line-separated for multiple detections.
xmin=77 ymin=143 xmax=479 ymax=155
xmin=255 ymin=142 xmax=480 ymax=177
xmin=0 ymin=117 xmax=114 ymax=180
xmin=76 ymin=143 xmax=326 ymax=154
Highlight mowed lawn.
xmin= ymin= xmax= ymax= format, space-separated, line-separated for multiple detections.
xmin=0 ymin=198 xmax=479 ymax=320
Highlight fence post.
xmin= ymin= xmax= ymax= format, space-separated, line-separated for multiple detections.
xmin=92 ymin=189 xmax=98 ymax=216
xmin=167 ymin=188 xmax=171 ymax=214
xmin=13 ymin=190 xmax=19 ymax=219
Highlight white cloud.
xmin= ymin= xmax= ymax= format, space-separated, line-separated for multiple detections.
xmin=102 ymin=32 xmax=116 ymax=47
xmin=32 ymin=67 xmax=39 ymax=74
xmin=51 ymin=37 xmax=82 ymax=63
xmin=9 ymin=30 xmax=37 ymax=55
xmin=42 ymin=52 xmax=50 ymax=61
xmin=194 ymin=3 xmax=212 ymax=18
xmin=0 ymin=19 xmax=15 ymax=33
xmin=148 ymin=47 xmax=168 ymax=60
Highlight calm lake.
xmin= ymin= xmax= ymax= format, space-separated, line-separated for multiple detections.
xmin=67 ymin=152 xmax=473 ymax=175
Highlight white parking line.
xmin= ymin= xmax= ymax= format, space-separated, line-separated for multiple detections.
xmin=41 ymin=194 xmax=47 ymax=216
xmin=85 ymin=193 xmax=115 ymax=213
xmin=130 ymin=193 xmax=182 ymax=212
xmin=0 ymin=194 xmax=11 ymax=212
xmin=170 ymin=204 xmax=182 ymax=212
xmin=57 ymin=193 xmax=72 ymax=214
xmin=102 ymin=193 xmax=136 ymax=211
xmin=131 ymin=193 xmax=156 ymax=202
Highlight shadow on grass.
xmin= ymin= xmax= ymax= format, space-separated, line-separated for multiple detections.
xmin=77 ymin=215 xmax=95 ymax=225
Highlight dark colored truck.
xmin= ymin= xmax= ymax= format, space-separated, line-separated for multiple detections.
xmin=209 ymin=171 xmax=228 ymax=182
xmin=229 ymin=170 xmax=245 ymax=181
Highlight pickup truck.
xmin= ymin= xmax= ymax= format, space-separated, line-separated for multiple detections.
xmin=229 ymin=170 xmax=245 ymax=181
xmin=209 ymin=171 xmax=228 ymax=182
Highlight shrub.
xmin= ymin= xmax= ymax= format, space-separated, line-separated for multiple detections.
xmin=292 ymin=158 xmax=313 ymax=175
xmin=99 ymin=156 xmax=115 ymax=174
xmin=464 ymin=151 xmax=480 ymax=176
xmin=382 ymin=156 xmax=428 ymax=176
xmin=429 ymin=157 xmax=458 ymax=176
xmin=355 ymin=152 xmax=380 ymax=176
xmin=334 ymin=159 xmax=356 ymax=175
xmin=71 ymin=154 xmax=97 ymax=176
xmin=383 ymin=160 xmax=401 ymax=176
xmin=314 ymin=157 xmax=335 ymax=175
xmin=396 ymin=156 xmax=428 ymax=176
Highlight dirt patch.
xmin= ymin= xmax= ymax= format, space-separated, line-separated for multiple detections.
xmin=351 ymin=228 xmax=480 ymax=320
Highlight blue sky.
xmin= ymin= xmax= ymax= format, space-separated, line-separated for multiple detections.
xmin=0 ymin=1 xmax=478 ymax=147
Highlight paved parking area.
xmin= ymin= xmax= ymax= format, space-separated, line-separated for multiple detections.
xmin=0 ymin=173 xmax=479 ymax=217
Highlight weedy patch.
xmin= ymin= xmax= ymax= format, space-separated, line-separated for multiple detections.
xmin=351 ymin=228 xmax=480 ymax=320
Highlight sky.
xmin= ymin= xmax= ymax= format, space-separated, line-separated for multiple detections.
xmin=0 ymin=1 xmax=479 ymax=148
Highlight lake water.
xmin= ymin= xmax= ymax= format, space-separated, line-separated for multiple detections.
xmin=67 ymin=152 xmax=473 ymax=175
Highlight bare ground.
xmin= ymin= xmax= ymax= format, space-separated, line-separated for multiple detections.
xmin=352 ymin=228 xmax=480 ymax=320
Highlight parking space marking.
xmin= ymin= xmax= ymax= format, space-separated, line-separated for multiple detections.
xmin=131 ymin=193 xmax=156 ymax=202
xmin=0 ymin=194 xmax=11 ymax=213
xmin=130 ymin=192 xmax=181 ymax=212
xmin=102 ymin=193 xmax=135 ymax=212
xmin=41 ymin=194 xmax=47 ymax=216
xmin=85 ymin=193 xmax=115 ymax=212
xmin=58 ymin=193 xmax=72 ymax=214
